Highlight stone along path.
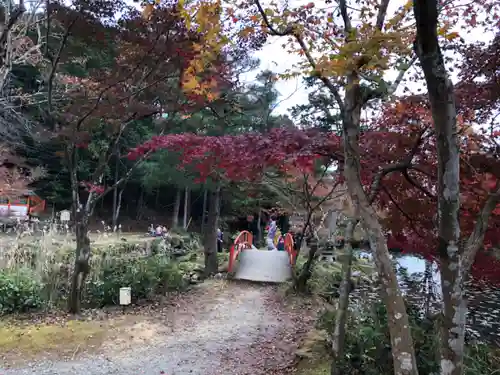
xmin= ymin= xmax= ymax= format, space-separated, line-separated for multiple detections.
xmin=0 ymin=280 xmax=315 ymax=375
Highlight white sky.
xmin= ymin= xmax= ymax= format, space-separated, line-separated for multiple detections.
xmin=120 ymin=0 xmax=494 ymax=117
xmin=242 ymin=36 xmax=310 ymax=115
xmin=241 ymin=0 xmax=495 ymax=116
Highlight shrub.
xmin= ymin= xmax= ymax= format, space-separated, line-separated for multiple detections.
xmin=85 ymin=255 xmax=185 ymax=307
xmin=0 ymin=268 xmax=45 ymax=314
xmin=317 ymin=301 xmax=499 ymax=375
xmin=306 ymin=255 xmax=374 ymax=299
xmin=0 ymin=236 xmax=195 ymax=313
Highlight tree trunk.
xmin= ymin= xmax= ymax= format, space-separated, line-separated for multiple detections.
xmin=413 ymin=2 xmax=464 ymax=374
xmin=342 ymin=79 xmax=418 ymax=375
xmin=327 ymin=210 xmax=339 ymax=240
xmin=155 ymin=188 xmax=160 ymax=207
xmin=423 ymin=260 xmax=434 ymax=319
xmin=292 ymin=211 xmax=317 ymax=291
xmin=204 ymin=185 xmax=220 ymax=276
xmin=172 ymin=188 xmax=181 ymax=228
xmin=136 ymin=188 xmax=144 ymax=220
xmin=201 ymin=187 xmax=208 ymax=234
xmin=256 ymin=208 xmax=262 ymax=245
xmin=112 ymin=189 xmax=123 ymax=232
xmin=183 ymin=186 xmax=190 ymax=229
xmin=293 ymin=211 xmax=313 ymax=260
xmin=331 ymin=219 xmax=356 ymax=375
xmin=68 ymin=212 xmax=91 ymax=314
xmin=112 ymin=151 xmax=120 ymax=230
xmin=295 ymin=234 xmax=318 ymax=292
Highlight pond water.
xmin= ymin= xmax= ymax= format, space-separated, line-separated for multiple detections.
xmin=352 ymin=251 xmax=500 ymax=346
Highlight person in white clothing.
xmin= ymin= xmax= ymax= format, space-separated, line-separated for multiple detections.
xmin=266 ymin=215 xmax=278 ymax=250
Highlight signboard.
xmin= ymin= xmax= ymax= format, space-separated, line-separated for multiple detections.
xmin=119 ymin=287 xmax=131 ymax=305
xmin=60 ymin=210 xmax=70 ymax=222
xmin=0 ymin=205 xmax=28 ymax=218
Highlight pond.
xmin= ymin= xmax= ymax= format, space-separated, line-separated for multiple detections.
xmin=352 ymin=251 xmax=500 ymax=346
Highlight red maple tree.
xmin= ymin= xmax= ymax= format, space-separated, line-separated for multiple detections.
xmin=371 ymin=32 xmax=500 ymax=282
xmin=129 ymin=99 xmax=500 ymax=283
xmin=128 ymin=127 xmax=342 ymax=182
xmin=39 ymin=1 xmax=230 ymax=313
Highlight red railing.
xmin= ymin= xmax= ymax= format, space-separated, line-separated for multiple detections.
xmin=283 ymin=233 xmax=297 ymax=264
xmin=0 ymin=194 xmax=46 ymax=217
xmin=228 ymin=230 xmax=253 ymax=273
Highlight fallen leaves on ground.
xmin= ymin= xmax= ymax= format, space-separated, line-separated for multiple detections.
xmin=1 ymin=280 xmax=321 ymax=374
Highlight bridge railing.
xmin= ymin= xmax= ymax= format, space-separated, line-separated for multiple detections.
xmin=228 ymin=230 xmax=253 ymax=272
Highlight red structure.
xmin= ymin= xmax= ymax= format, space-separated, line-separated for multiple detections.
xmin=283 ymin=233 xmax=296 ymax=264
xmin=0 ymin=190 xmax=46 ymax=219
xmin=228 ymin=230 xmax=296 ymax=273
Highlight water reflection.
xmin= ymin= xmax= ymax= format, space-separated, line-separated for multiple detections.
xmin=351 ymin=251 xmax=500 ymax=346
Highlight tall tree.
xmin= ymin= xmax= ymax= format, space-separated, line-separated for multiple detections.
xmin=240 ymin=2 xmax=420 ymax=373
xmin=0 ymin=1 xmax=45 ymax=195
xmin=141 ymin=1 xmax=500 ymax=374
xmin=412 ymin=2 xmax=500 ymax=374
xmin=31 ymin=1 xmax=222 ymax=313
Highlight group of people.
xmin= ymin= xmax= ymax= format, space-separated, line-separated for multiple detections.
xmin=149 ymin=224 xmax=170 ymax=238
xmin=147 ymin=212 xmax=288 ymax=253
xmin=266 ymin=214 xmax=287 ymax=251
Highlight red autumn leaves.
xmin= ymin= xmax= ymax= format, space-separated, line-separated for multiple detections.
xmin=127 ymin=128 xmax=341 ymax=183
xmin=128 ymin=95 xmax=500 ymax=281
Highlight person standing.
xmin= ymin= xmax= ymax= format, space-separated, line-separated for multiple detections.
xmin=217 ymin=228 xmax=223 ymax=252
xmin=266 ymin=215 xmax=278 ymax=250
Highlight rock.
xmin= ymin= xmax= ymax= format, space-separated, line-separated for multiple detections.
xmin=169 ymin=235 xmax=183 ymax=249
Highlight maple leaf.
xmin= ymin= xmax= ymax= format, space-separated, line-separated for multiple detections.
xmin=182 ymin=75 xmax=199 ymax=91
xmin=142 ymin=4 xmax=154 ymax=19
xmin=445 ymin=31 xmax=460 ymax=41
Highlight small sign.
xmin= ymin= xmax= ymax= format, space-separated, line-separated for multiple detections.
xmin=60 ymin=210 xmax=70 ymax=222
xmin=119 ymin=287 xmax=131 ymax=305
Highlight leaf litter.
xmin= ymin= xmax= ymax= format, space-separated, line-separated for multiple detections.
xmin=0 ymin=279 xmax=318 ymax=375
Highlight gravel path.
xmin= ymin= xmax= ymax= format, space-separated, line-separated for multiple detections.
xmin=0 ymin=280 xmax=314 ymax=375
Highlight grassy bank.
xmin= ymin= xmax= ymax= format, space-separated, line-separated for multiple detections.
xmin=0 ymin=231 xmax=205 ymax=315
xmin=0 ymin=319 xmax=107 ymax=359
xmin=292 ymin=253 xmax=500 ymax=375
xmin=296 ymin=361 xmax=329 ymax=375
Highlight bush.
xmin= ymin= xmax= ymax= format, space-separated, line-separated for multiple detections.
xmin=85 ymin=255 xmax=185 ymax=307
xmin=0 ymin=237 xmax=196 ymax=314
xmin=0 ymin=268 xmax=45 ymax=314
xmin=317 ymin=301 xmax=499 ymax=375
xmin=306 ymin=255 xmax=374 ymax=299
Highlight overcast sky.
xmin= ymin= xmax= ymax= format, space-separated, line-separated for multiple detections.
xmin=241 ymin=0 xmax=495 ymax=116
xmin=120 ymin=0 xmax=494 ymax=116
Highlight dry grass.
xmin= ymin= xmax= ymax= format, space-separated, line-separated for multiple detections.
xmin=0 ymin=231 xmax=153 ymax=266
xmin=295 ymin=329 xmax=329 ymax=360
xmin=0 ymin=230 xmax=158 ymax=309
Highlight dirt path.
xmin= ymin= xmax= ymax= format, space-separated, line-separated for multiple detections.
xmin=0 ymin=280 xmax=315 ymax=375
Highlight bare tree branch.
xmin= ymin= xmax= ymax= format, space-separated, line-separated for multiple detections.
xmin=368 ymin=126 xmax=429 ymax=203
xmin=46 ymin=16 xmax=77 ymax=114
xmin=375 ymin=0 xmax=391 ymax=30
xmin=338 ymin=0 xmax=352 ymax=33
xmin=253 ymin=0 xmax=345 ymax=114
